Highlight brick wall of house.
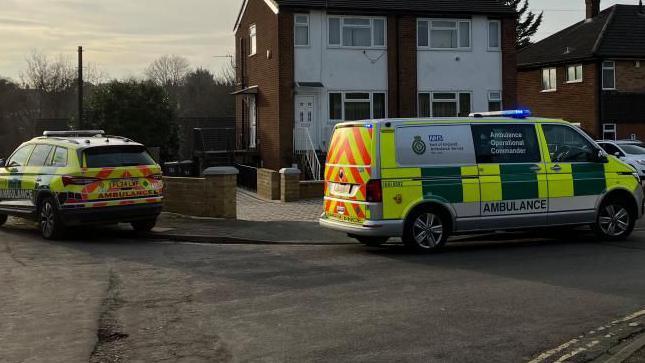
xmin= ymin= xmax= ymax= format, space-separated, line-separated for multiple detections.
xmin=615 ymin=60 xmax=645 ymax=92
xmin=518 ymin=63 xmax=600 ymax=137
xmin=387 ymin=15 xmax=399 ymax=117
xmin=501 ymin=18 xmax=518 ymax=109
xmin=398 ymin=16 xmax=418 ymax=118
xmin=235 ymin=0 xmax=282 ymax=170
xmin=277 ymin=12 xmax=295 ymax=169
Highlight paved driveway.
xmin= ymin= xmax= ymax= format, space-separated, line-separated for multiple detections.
xmin=237 ymin=189 xmax=322 ymax=222
xmin=2 ymin=224 xmax=645 ymax=362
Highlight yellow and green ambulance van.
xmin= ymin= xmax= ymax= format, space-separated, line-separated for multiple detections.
xmin=0 ymin=131 xmax=164 ymax=239
xmin=320 ymin=110 xmax=644 ymax=252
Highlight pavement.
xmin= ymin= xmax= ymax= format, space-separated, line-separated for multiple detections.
xmin=2 ymin=223 xmax=645 ymax=362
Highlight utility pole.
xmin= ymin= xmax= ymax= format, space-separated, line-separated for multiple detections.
xmin=78 ymin=46 xmax=83 ymax=128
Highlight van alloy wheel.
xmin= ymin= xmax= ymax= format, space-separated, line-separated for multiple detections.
xmin=598 ymin=204 xmax=630 ymax=237
xmin=412 ymin=212 xmax=444 ymax=249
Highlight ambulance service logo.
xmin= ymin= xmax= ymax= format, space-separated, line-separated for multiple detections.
xmin=412 ymin=136 xmax=426 ymax=155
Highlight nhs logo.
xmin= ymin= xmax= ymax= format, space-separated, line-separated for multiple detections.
xmin=428 ymin=135 xmax=444 ymax=142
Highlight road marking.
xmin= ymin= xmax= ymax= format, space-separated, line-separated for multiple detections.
xmin=529 ymin=309 xmax=645 ymax=363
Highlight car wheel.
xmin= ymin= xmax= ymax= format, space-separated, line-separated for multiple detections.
xmin=131 ymin=219 xmax=157 ymax=233
xmin=593 ymin=199 xmax=635 ymax=241
xmin=39 ymin=197 xmax=66 ymax=240
xmin=354 ymin=236 xmax=389 ymax=247
xmin=403 ymin=207 xmax=450 ymax=252
xmin=0 ymin=214 xmax=7 ymax=226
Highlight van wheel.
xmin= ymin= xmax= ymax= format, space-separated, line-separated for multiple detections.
xmin=354 ymin=236 xmax=389 ymax=247
xmin=403 ymin=207 xmax=450 ymax=252
xmin=593 ymin=199 xmax=635 ymax=241
xmin=39 ymin=197 xmax=66 ymax=240
xmin=0 ymin=214 xmax=7 ymax=226
xmin=131 ymin=219 xmax=157 ymax=233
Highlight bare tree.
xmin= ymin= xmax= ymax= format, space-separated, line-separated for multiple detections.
xmin=20 ymin=50 xmax=75 ymax=93
xmin=145 ymin=55 xmax=190 ymax=87
xmin=215 ymin=56 xmax=236 ymax=86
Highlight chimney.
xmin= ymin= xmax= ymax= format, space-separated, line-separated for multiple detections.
xmin=586 ymin=0 xmax=600 ymax=20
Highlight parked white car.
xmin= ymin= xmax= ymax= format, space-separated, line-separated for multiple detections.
xmin=597 ymin=140 xmax=645 ymax=180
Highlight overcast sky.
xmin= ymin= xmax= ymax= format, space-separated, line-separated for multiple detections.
xmin=0 ymin=0 xmax=639 ymax=81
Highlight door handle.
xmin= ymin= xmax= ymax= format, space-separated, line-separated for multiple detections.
xmin=551 ymin=165 xmax=562 ymax=171
xmin=529 ymin=165 xmax=542 ymax=171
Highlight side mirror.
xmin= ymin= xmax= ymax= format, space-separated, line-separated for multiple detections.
xmin=0 ymin=159 xmax=5 ymax=167
xmin=597 ymin=149 xmax=609 ymax=163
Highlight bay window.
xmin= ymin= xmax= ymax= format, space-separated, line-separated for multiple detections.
xmin=329 ymin=92 xmax=387 ymax=121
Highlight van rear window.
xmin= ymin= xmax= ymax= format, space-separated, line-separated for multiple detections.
xmin=84 ymin=146 xmax=155 ymax=168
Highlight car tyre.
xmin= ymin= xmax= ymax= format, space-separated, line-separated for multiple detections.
xmin=131 ymin=219 xmax=157 ymax=233
xmin=592 ymin=198 xmax=635 ymax=241
xmin=354 ymin=236 xmax=389 ymax=247
xmin=0 ymin=214 xmax=7 ymax=226
xmin=403 ymin=206 xmax=450 ymax=253
xmin=39 ymin=197 xmax=66 ymax=240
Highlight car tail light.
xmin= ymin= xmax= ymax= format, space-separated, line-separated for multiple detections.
xmin=62 ymin=176 xmax=100 ymax=187
xmin=366 ymin=179 xmax=383 ymax=203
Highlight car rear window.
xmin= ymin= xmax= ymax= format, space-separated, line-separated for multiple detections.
xmin=84 ymin=146 xmax=155 ymax=168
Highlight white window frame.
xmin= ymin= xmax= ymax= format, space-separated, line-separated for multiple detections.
xmin=249 ymin=24 xmax=257 ymax=56
xmin=328 ymin=91 xmax=388 ymax=121
xmin=488 ymin=90 xmax=503 ymax=111
xmin=417 ymin=91 xmax=472 ymax=117
xmin=602 ymin=61 xmax=616 ymax=90
xmin=488 ymin=20 xmax=501 ymax=51
xmin=603 ymin=123 xmax=617 ymax=140
xmin=542 ymin=67 xmax=557 ymax=92
xmin=566 ymin=64 xmax=583 ymax=83
xmin=294 ymin=14 xmax=310 ymax=47
xmin=327 ymin=16 xmax=387 ymax=49
xmin=417 ymin=19 xmax=472 ymax=51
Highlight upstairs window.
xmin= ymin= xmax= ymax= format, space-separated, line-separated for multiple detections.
xmin=602 ymin=61 xmax=616 ymax=90
xmin=542 ymin=67 xmax=557 ymax=91
xmin=295 ymin=15 xmax=309 ymax=46
xmin=418 ymin=19 xmax=471 ymax=49
xmin=566 ymin=64 xmax=583 ymax=83
xmin=249 ymin=24 xmax=257 ymax=56
xmin=488 ymin=20 xmax=501 ymax=50
xmin=328 ymin=17 xmax=386 ymax=48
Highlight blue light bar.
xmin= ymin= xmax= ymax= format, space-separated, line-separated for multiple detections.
xmin=364 ymin=123 xmax=374 ymax=129
xmin=469 ymin=109 xmax=532 ymax=119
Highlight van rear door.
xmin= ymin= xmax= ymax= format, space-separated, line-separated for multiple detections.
xmin=324 ymin=124 xmax=376 ymax=224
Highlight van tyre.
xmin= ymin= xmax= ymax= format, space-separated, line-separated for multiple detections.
xmin=39 ymin=197 xmax=66 ymax=240
xmin=0 ymin=214 xmax=7 ymax=226
xmin=131 ymin=219 xmax=157 ymax=233
xmin=403 ymin=207 xmax=450 ymax=252
xmin=593 ymin=199 xmax=635 ymax=241
xmin=355 ymin=236 xmax=389 ymax=247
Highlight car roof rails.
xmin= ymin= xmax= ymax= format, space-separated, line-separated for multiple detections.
xmin=43 ymin=130 xmax=105 ymax=137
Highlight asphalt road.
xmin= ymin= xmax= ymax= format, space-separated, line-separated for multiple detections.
xmin=2 ymin=223 xmax=645 ymax=362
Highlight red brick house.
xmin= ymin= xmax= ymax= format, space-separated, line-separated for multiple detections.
xmin=518 ymin=0 xmax=645 ymax=140
xmin=234 ymin=0 xmax=518 ymax=173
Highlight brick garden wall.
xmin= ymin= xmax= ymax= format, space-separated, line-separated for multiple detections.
xmin=257 ymin=168 xmax=280 ymax=200
xmin=163 ymin=176 xmax=237 ymax=218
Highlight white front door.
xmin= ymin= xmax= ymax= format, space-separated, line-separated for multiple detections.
xmin=294 ymin=96 xmax=316 ymax=150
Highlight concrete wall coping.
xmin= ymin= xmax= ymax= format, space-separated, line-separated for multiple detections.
xmin=279 ymin=168 xmax=301 ymax=175
xmin=203 ymin=166 xmax=239 ymax=176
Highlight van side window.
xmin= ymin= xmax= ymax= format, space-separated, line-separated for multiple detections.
xmin=471 ymin=124 xmax=541 ymax=164
xmin=396 ymin=125 xmax=476 ymax=166
xmin=50 ymin=147 xmax=68 ymax=167
xmin=542 ymin=124 xmax=596 ymax=163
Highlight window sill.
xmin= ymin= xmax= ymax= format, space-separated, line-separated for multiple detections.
xmin=294 ymin=44 xmax=310 ymax=48
xmin=566 ymin=80 xmax=583 ymax=84
xmin=417 ymin=47 xmax=472 ymax=52
xmin=327 ymin=45 xmax=387 ymax=51
xmin=602 ymin=88 xmax=617 ymax=91
xmin=541 ymin=89 xmax=557 ymax=93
